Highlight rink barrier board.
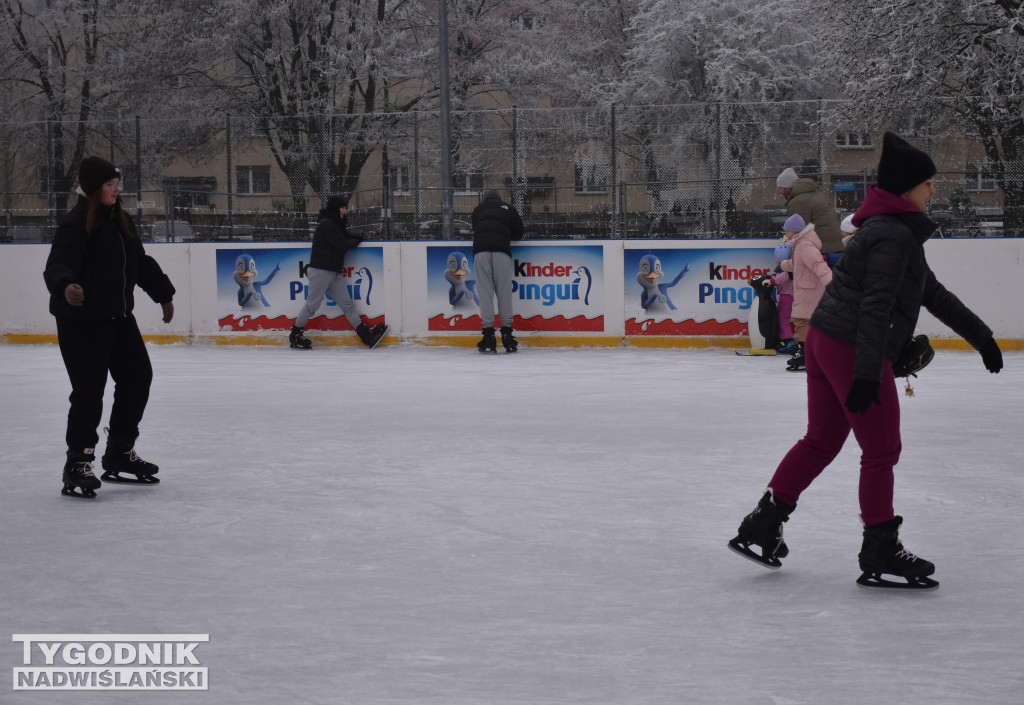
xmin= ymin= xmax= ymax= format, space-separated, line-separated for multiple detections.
xmin=2 ymin=239 xmax=1022 ymax=344
xmin=3 ymin=332 xmax=1021 ymax=351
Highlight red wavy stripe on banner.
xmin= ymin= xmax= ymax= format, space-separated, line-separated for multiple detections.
xmin=218 ymin=314 xmax=386 ymax=332
xmin=625 ymin=318 xmax=748 ymax=336
xmin=428 ymin=314 xmax=604 ymax=332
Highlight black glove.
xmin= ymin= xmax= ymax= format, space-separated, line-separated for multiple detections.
xmin=979 ymin=337 xmax=1003 ymax=373
xmin=845 ymin=379 xmax=881 ymax=415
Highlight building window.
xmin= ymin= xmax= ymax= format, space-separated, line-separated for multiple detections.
xmin=453 ymin=169 xmax=485 ymax=193
xmin=513 ymin=14 xmax=545 ymax=30
xmin=835 ymin=132 xmax=873 ymax=149
xmin=236 ymin=166 xmax=271 ymax=194
xmin=389 ymin=165 xmax=411 ymax=194
xmin=965 ymin=163 xmax=996 ymax=192
xmin=575 ymin=163 xmax=608 ymax=193
xmin=831 ymin=174 xmax=869 ymax=211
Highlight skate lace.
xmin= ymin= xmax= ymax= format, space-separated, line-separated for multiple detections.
xmin=127 ymin=448 xmax=142 ymax=462
xmin=72 ymin=461 xmax=97 ymax=479
xmin=895 ymin=546 xmax=920 ymax=562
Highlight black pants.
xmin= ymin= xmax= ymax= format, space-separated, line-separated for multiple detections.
xmin=56 ymin=315 xmax=153 ymax=452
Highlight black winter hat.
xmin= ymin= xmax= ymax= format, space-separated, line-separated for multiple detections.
xmin=876 ymin=131 xmax=936 ymax=196
xmin=78 ymin=156 xmax=120 ymax=195
xmin=325 ymin=195 xmax=349 ymax=211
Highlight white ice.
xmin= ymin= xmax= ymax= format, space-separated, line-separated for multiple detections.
xmin=1 ymin=343 xmax=1022 ymax=705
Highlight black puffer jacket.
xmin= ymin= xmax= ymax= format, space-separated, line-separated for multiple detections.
xmin=472 ymin=193 xmax=524 ymax=255
xmin=811 ymin=211 xmax=992 ymax=382
xmin=308 ymin=210 xmax=361 ymax=273
xmin=43 ymin=197 xmax=175 ymax=319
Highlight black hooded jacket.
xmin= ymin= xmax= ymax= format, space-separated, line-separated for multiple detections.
xmin=43 ymin=197 xmax=175 ymax=319
xmin=308 ymin=207 xmax=361 ymax=273
xmin=471 ymin=193 xmax=524 ymax=255
xmin=810 ymin=198 xmax=992 ymax=382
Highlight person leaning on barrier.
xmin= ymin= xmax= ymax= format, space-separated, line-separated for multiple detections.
xmin=776 ymin=167 xmax=844 ymax=258
xmin=472 ymin=189 xmax=524 ymax=353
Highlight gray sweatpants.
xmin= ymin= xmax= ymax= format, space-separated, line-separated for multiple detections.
xmin=475 ymin=251 xmax=515 ymax=328
xmin=295 ymin=266 xmax=362 ymax=329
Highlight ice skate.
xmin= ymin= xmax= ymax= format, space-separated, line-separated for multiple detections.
xmin=786 ymin=342 xmax=805 ymax=372
xmin=775 ymin=338 xmax=797 ymax=355
xmin=728 ymin=490 xmax=796 ymax=569
xmin=61 ymin=451 xmax=101 ymax=499
xmin=500 ymin=326 xmax=518 ymax=353
xmin=477 ymin=327 xmax=497 ymax=353
xmin=289 ymin=325 xmax=312 ymax=350
xmin=856 ymin=516 xmax=938 ymax=590
xmin=101 ymin=442 xmax=160 ymax=485
xmin=356 ymin=322 xmax=388 ymax=349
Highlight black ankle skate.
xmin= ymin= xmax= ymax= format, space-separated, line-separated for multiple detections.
xmin=500 ymin=326 xmax=518 ymax=353
xmin=355 ymin=322 xmax=388 ymax=348
xmin=478 ymin=327 xmax=497 ymax=353
xmin=786 ymin=343 xmax=805 ymax=372
xmin=62 ymin=451 xmax=101 ymax=499
xmin=856 ymin=516 xmax=938 ymax=590
xmin=289 ymin=325 xmax=312 ymax=350
xmin=728 ymin=490 xmax=796 ymax=569
xmin=101 ymin=446 xmax=160 ymax=485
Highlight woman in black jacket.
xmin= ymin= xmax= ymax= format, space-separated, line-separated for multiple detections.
xmin=43 ymin=157 xmax=176 ymax=498
xmin=729 ymin=133 xmax=1003 ymax=589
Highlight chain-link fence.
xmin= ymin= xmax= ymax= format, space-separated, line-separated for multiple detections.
xmin=0 ymin=101 xmax=1015 ymax=242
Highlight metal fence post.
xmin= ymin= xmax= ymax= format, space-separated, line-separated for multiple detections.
xmin=610 ymin=104 xmax=618 ymax=238
xmin=413 ymin=112 xmax=421 ymax=223
xmin=715 ymin=102 xmax=722 ymax=236
xmin=46 ymin=118 xmax=54 ymax=237
xmin=135 ymin=115 xmax=143 ymax=223
xmin=511 ymin=105 xmax=520 ymax=211
xmin=816 ymin=98 xmax=824 ymax=189
xmin=225 ymin=115 xmax=233 ymax=237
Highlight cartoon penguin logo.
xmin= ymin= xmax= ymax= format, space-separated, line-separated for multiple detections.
xmin=234 ymin=254 xmax=282 ymax=308
xmin=444 ymin=250 xmax=479 ymax=309
xmin=636 ymin=254 xmax=689 ymax=312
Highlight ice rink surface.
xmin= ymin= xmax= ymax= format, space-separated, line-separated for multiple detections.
xmin=2 ymin=342 xmax=1022 ymax=705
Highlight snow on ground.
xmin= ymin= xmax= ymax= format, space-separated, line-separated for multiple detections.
xmin=1 ymin=342 xmax=1021 ymax=705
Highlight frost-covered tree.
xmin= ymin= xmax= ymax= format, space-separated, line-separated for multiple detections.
xmin=591 ymin=0 xmax=828 ymax=225
xmin=0 ymin=0 xmax=147 ymax=210
xmin=826 ymin=0 xmax=1024 ymax=231
xmin=139 ymin=0 xmax=428 ymax=211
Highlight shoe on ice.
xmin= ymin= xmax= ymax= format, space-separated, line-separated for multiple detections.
xmin=857 ymin=516 xmax=938 ymax=590
xmin=500 ymin=326 xmax=518 ymax=353
xmin=728 ymin=490 xmax=796 ymax=569
xmin=61 ymin=449 xmax=101 ymax=498
xmin=289 ymin=325 xmax=312 ymax=350
xmin=478 ymin=327 xmax=497 ymax=353
xmin=101 ymin=444 xmax=160 ymax=484
xmin=786 ymin=343 xmax=805 ymax=372
xmin=356 ymin=322 xmax=388 ymax=348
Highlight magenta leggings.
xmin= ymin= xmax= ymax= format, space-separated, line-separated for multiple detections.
xmin=768 ymin=328 xmax=901 ymax=525
xmin=776 ymin=293 xmax=794 ymax=339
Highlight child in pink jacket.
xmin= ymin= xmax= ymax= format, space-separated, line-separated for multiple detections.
xmin=779 ymin=213 xmax=832 ymax=370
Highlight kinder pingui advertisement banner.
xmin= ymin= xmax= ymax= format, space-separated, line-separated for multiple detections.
xmin=427 ymin=244 xmax=604 ymax=332
xmin=624 ymin=247 xmax=774 ymax=335
xmin=216 ymin=246 xmax=385 ymax=331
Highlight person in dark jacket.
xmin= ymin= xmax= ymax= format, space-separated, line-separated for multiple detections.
xmin=730 ymin=133 xmax=1003 ymax=588
xmin=288 ymin=195 xmax=387 ymax=349
xmin=471 ymin=190 xmax=524 ymax=352
xmin=776 ymin=167 xmax=844 ymax=257
xmin=43 ymin=156 xmax=176 ymax=498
